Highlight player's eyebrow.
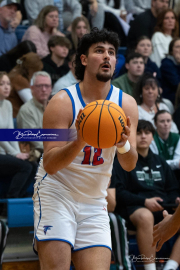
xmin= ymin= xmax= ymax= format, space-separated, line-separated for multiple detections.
xmin=94 ymin=45 xmax=115 ymax=51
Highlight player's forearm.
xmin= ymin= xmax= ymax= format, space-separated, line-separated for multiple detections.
xmin=43 ymin=140 xmax=85 ymax=175
xmin=117 ymin=146 xmax=138 ymax=172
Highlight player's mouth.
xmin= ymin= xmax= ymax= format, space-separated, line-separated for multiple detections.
xmin=101 ymin=63 xmax=111 ymax=71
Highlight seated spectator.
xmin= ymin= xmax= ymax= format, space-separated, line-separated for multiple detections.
xmin=0 ymin=0 xmax=21 ymax=56
xmin=112 ymin=119 xmax=180 ymax=270
xmin=0 ymin=40 xmax=36 ymax=73
xmin=134 ymin=73 xmax=178 ymax=133
xmin=67 ymin=16 xmax=90 ymax=51
xmin=52 ymin=51 xmax=78 ymax=95
xmin=127 ymin=0 xmax=169 ymax=50
xmin=161 ymin=37 xmax=180 ymax=104
xmin=150 ymin=110 xmax=180 ymax=171
xmin=22 ymin=5 xmax=64 ymax=59
xmin=150 ymin=9 xmax=179 ymax=67
xmin=42 ymin=36 xmax=71 ymax=86
xmin=112 ymin=52 xmax=145 ymax=96
xmin=10 ymin=9 xmax=22 ymax=30
xmin=7 ymin=52 xmax=43 ymax=117
xmin=135 ymin=36 xmax=161 ymax=84
xmin=24 ymin=0 xmax=82 ymax=32
xmin=174 ymin=84 xmax=180 ymax=132
xmin=0 ymin=72 xmax=37 ymax=198
xmin=17 ymin=71 xmax=52 ymax=155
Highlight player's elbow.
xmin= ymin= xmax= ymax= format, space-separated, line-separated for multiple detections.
xmin=44 ymin=164 xmax=56 ymax=175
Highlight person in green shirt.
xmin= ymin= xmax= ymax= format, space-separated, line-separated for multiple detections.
xmin=150 ymin=110 xmax=180 ymax=171
xmin=112 ymin=52 xmax=145 ymax=95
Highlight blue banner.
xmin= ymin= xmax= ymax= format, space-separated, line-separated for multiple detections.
xmin=0 ymin=129 xmax=77 ymax=141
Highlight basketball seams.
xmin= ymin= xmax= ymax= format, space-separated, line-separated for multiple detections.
xmin=107 ymin=104 xmax=118 ymax=145
xmin=98 ymin=100 xmax=106 ymax=148
xmin=81 ymin=101 xmax=98 ymax=140
xmin=108 ymin=105 xmax=126 ymax=120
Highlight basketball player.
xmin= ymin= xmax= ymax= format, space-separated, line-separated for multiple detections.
xmin=33 ymin=28 xmax=138 ymax=270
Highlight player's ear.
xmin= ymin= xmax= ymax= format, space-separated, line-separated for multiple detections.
xmin=80 ymin=54 xmax=87 ymax=66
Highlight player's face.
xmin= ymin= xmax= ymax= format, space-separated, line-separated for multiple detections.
xmin=75 ymin=21 xmax=88 ymax=39
xmin=45 ymin=11 xmax=59 ymax=29
xmin=136 ymin=129 xmax=153 ymax=149
xmin=81 ymin=42 xmax=116 ymax=82
xmin=155 ymin=113 xmax=172 ymax=136
xmin=51 ymin=45 xmax=69 ymax=58
xmin=135 ymin=39 xmax=152 ymax=57
xmin=163 ymin=11 xmax=176 ymax=33
xmin=32 ymin=75 xmax=52 ymax=103
xmin=0 ymin=75 xmax=11 ymax=100
xmin=142 ymin=83 xmax=159 ymax=105
xmin=126 ymin=58 xmax=144 ymax=77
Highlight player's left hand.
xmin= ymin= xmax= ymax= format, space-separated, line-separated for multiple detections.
xmin=115 ymin=116 xmax=131 ymax=148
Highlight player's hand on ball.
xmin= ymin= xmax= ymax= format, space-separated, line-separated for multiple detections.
xmin=115 ymin=116 xmax=131 ymax=148
xmin=75 ymin=109 xmax=86 ymax=146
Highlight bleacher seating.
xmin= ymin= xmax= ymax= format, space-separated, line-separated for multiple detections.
xmin=15 ymin=25 xmax=29 ymax=43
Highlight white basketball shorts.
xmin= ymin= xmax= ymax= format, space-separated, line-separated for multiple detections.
xmin=33 ymin=174 xmax=112 ymax=253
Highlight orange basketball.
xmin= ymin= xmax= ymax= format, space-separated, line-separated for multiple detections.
xmin=78 ymin=100 xmax=127 ymax=149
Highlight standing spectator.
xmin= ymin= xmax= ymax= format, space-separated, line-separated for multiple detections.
xmin=67 ymin=16 xmax=90 ymax=51
xmin=112 ymin=52 xmax=145 ymax=96
xmin=0 ymin=0 xmax=21 ymax=56
xmin=42 ymin=36 xmax=71 ymax=86
xmin=127 ymin=0 xmax=169 ymax=50
xmin=150 ymin=9 xmax=179 ymax=67
xmin=134 ymin=73 xmax=178 ymax=133
xmin=161 ymin=37 xmax=180 ymax=104
xmin=0 ymin=72 xmax=37 ymax=198
xmin=52 ymin=51 xmax=78 ymax=95
xmin=24 ymin=0 xmax=82 ymax=32
xmin=22 ymin=5 xmax=64 ymax=59
xmin=7 ymin=52 xmax=43 ymax=117
xmin=0 ymin=40 xmax=36 ymax=73
xmin=17 ymin=71 xmax=52 ymax=155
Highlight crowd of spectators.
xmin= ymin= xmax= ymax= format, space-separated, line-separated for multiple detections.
xmin=1 ymin=0 xmax=180 ymax=269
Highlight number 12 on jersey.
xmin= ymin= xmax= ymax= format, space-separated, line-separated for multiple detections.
xmin=82 ymin=146 xmax=104 ymax=166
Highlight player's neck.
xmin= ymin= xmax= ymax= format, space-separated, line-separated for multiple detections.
xmin=79 ymin=78 xmax=111 ymax=103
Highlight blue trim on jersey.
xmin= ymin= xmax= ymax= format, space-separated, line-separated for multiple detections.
xmin=35 ymin=173 xmax=47 ymax=240
xmin=76 ymin=83 xmax=86 ymax=108
xmin=119 ymin=89 xmax=123 ymax=108
xmin=35 ymin=235 xmax=74 ymax=248
xmin=61 ymin=88 xmax=75 ymax=126
xmin=72 ymin=244 xmax=112 ymax=252
xmin=106 ymin=85 xmax=113 ymax=100
xmin=76 ymin=83 xmax=113 ymax=108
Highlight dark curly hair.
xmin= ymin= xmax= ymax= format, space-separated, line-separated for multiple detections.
xmin=75 ymin=28 xmax=120 ymax=81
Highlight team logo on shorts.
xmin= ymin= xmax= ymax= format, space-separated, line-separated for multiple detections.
xmin=43 ymin=225 xmax=53 ymax=235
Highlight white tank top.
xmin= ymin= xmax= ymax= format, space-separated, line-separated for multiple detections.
xmin=37 ymin=83 xmax=123 ymax=199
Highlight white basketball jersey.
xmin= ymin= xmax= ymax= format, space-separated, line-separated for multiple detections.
xmin=37 ymin=83 xmax=123 ymax=199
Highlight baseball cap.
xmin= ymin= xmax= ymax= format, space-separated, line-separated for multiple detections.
xmin=0 ymin=0 xmax=21 ymax=10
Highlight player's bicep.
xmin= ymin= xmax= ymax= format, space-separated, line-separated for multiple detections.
xmin=122 ymin=94 xmax=138 ymax=149
xmin=43 ymin=91 xmax=73 ymax=152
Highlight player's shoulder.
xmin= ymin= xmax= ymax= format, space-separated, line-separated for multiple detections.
xmin=122 ymin=93 xmax=138 ymax=117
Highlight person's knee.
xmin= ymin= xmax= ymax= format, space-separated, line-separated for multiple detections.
xmin=130 ymin=208 xmax=154 ymax=228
